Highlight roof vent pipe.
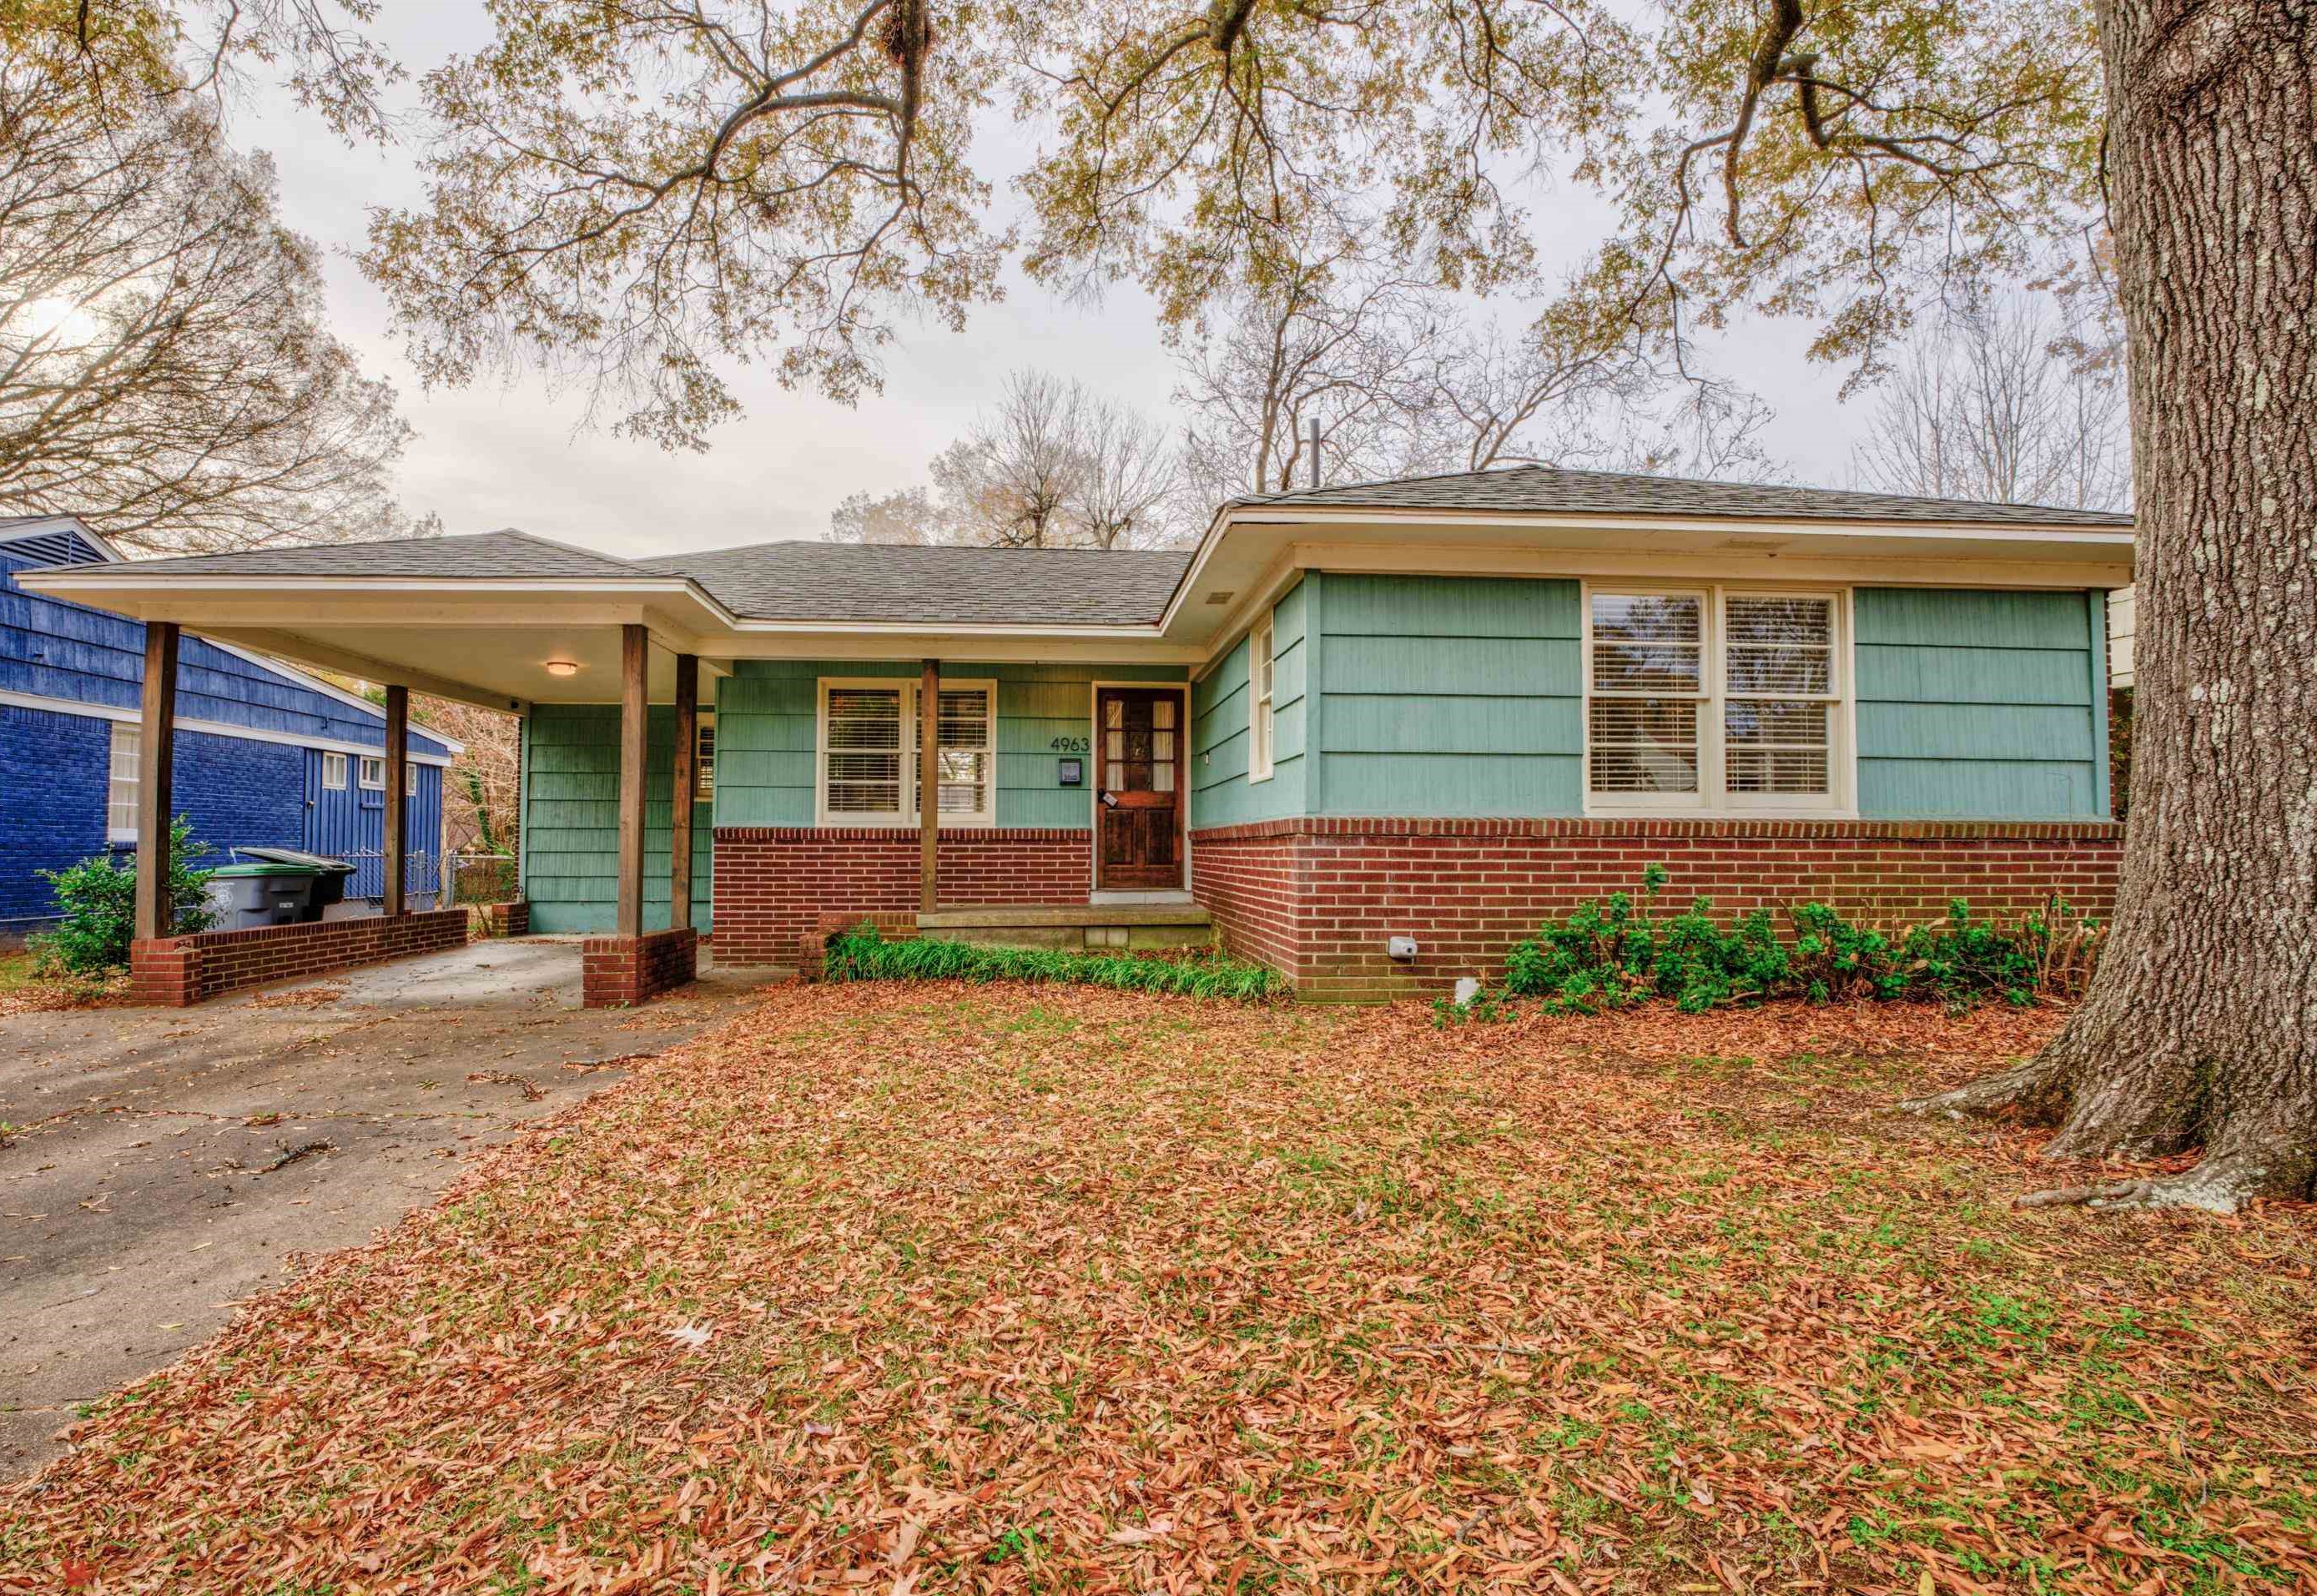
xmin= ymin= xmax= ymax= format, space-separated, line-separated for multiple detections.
xmin=1307 ymin=417 xmax=1322 ymax=489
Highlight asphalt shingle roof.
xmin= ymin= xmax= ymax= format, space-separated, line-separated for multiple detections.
xmin=1237 ymin=464 xmax=2133 ymax=528
xmin=77 ymin=529 xmax=650 ymax=580
xmin=18 ymin=467 xmax=2127 ymax=630
xmin=639 ymin=541 xmax=1195 ymax=626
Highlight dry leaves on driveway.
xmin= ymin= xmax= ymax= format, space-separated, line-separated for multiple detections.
xmin=3 ymin=987 xmax=2312 ymax=1593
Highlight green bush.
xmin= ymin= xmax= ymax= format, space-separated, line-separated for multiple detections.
xmin=1480 ymin=866 xmax=2098 ymax=1020
xmin=822 ymin=929 xmax=1284 ymax=1002
xmin=31 ymin=818 xmax=220 ymax=974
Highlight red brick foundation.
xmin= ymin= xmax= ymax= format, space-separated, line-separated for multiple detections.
xmin=471 ymin=899 xmax=530 ymax=938
xmin=129 ymin=909 xmax=471 ymax=1006
xmin=581 ymin=926 xmax=699 ymax=1007
xmin=713 ymin=828 xmax=1091 ymax=967
xmin=1190 ymin=818 xmax=2125 ymax=1002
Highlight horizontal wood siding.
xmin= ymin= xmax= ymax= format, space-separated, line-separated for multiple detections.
xmin=1191 ymin=577 xmax=1307 ymax=828
xmin=1 ymin=545 xmax=450 ymax=755
xmin=1854 ymin=588 xmax=2108 ymax=819
xmin=714 ymin=659 xmax=1186 ymax=832
xmin=1315 ymin=573 xmax=1582 ymax=817
xmin=521 ymin=704 xmax=713 ymax=934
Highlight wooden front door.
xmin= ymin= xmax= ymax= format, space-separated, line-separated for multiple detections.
xmin=1096 ymin=687 xmax=1184 ymax=890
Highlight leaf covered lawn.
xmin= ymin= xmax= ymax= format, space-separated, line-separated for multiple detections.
xmin=4 ymin=987 xmax=2314 ymax=1593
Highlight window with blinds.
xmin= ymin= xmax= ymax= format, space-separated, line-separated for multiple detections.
xmin=1248 ymin=615 xmax=1275 ymax=781
xmin=818 ymin=680 xmax=996 ymax=825
xmin=1585 ymin=587 xmax=1845 ymax=811
xmin=107 ymin=723 xmax=139 ymax=840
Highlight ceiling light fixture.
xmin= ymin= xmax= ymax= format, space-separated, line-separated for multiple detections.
xmin=543 ymin=658 xmax=582 ymax=677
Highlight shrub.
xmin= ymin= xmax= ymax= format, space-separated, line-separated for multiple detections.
xmin=822 ymin=929 xmax=1284 ymax=1002
xmin=32 ymin=818 xmax=220 ymax=974
xmin=1483 ymin=867 xmax=2099 ymax=1019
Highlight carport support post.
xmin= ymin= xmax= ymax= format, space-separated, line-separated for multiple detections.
xmin=919 ymin=658 xmax=939 ymax=914
xmin=615 ymin=624 xmax=648 ymax=938
xmin=133 ymin=622 xmax=180 ymax=943
xmin=670 ymin=653 xmax=698 ymax=933
xmin=382 ymin=685 xmax=409 ymax=917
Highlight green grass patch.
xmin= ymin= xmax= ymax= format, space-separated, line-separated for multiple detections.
xmin=823 ymin=928 xmax=1285 ymax=1001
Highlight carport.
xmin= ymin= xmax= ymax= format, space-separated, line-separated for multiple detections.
xmin=22 ymin=540 xmax=730 ymax=1008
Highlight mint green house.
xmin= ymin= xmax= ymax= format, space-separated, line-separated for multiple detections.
xmin=24 ymin=466 xmax=2133 ymax=1004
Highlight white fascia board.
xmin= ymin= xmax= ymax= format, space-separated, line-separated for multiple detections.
xmin=1156 ymin=506 xmax=2134 ymax=632
xmin=0 ymin=688 xmax=456 ymax=765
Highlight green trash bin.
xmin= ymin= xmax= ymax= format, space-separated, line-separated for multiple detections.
xmin=233 ymin=846 xmax=358 ymax=917
xmin=205 ymin=862 xmax=322 ymax=930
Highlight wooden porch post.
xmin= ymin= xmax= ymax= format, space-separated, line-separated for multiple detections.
xmin=670 ymin=653 xmax=698 ymax=933
xmin=382 ymin=684 xmax=409 ymax=917
xmin=615 ymin=624 xmax=649 ymax=938
xmin=133 ymin=622 xmax=179 ymax=944
xmin=919 ymin=657 xmax=939 ymax=914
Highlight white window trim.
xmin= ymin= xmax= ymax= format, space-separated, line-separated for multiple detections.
xmin=405 ymin=762 xmax=419 ymax=797
xmin=322 ymin=751 xmax=349 ymax=791
xmin=358 ymin=755 xmax=386 ymax=791
xmin=695 ymin=711 xmax=717 ymax=803
xmin=814 ymin=677 xmax=997 ymax=828
xmin=107 ymin=722 xmax=139 ymax=843
xmin=1581 ymin=580 xmax=1856 ymax=818
xmin=1247 ymin=614 xmax=1276 ymax=783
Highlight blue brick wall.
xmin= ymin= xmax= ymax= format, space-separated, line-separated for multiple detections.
xmin=0 ymin=713 xmax=321 ymax=929
xmin=0 ymin=705 xmax=112 ymax=926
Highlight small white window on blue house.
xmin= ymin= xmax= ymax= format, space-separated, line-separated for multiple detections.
xmin=816 ymin=679 xmax=995 ymax=826
xmin=1247 ymin=614 xmax=1275 ymax=782
xmin=1585 ymin=586 xmax=1846 ymax=813
xmin=107 ymin=723 xmax=139 ymax=842
xmin=359 ymin=756 xmax=386 ymax=791
xmin=405 ymin=762 xmax=418 ymax=797
xmin=322 ymin=751 xmax=349 ymax=790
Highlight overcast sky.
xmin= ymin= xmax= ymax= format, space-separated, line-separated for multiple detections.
xmin=236 ymin=8 xmax=1890 ymax=561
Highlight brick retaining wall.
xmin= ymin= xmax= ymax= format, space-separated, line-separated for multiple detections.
xmin=580 ymin=925 xmax=698 ymax=1007
xmin=1189 ymin=818 xmax=2125 ymax=1002
xmin=471 ymin=899 xmax=530 ymax=938
xmin=713 ymin=828 xmax=1091 ymax=967
xmin=129 ymin=909 xmax=471 ymax=1006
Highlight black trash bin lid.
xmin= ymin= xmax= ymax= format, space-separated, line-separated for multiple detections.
xmin=234 ymin=846 xmax=357 ymax=875
xmin=209 ymin=861 xmax=321 ymax=879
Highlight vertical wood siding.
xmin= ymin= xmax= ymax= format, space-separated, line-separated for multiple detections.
xmin=1854 ymin=588 xmax=2108 ymax=819
xmin=1312 ymin=573 xmax=1583 ymax=817
xmin=1190 ymin=577 xmax=1307 ymax=827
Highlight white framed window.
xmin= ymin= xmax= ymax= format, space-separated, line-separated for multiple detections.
xmin=107 ymin=723 xmax=139 ymax=842
xmin=405 ymin=762 xmax=419 ymax=797
xmin=358 ymin=755 xmax=385 ymax=791
xmin=1247 ymin=614 xmax=1276 ymax=782
xmin=322 ymin=751 xmax=349 ymax=791
xmin=696 ymin=713 xmax=717 ymax=802
xmin=1584 ymin=583 xmax=1848 ymax=813
xmin=816 ymin=677 xmax=995 ymax=827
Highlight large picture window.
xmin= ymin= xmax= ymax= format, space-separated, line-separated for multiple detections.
xmin=1585 ymin=586 xmax=1846 ymax=812
xmin=817 ymin=678 xmax=995 ymax=826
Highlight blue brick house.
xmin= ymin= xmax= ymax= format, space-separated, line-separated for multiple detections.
xmin=0 ymin=516 xmax=456 ymax=935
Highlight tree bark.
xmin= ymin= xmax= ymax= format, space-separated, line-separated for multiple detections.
xmin=1914 ymin=0 xmax=2317 ymax=1211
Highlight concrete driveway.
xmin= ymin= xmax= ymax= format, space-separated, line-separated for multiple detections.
xmin=0 ymin=937 xmax=776 ymax=1478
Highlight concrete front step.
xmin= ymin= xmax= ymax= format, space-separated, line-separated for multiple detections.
xmin=917 ymin=903 xmax=1215 ymax=951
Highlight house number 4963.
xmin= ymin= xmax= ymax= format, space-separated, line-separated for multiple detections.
xmin=1049 ymin=736 xmax=1090 ymax=753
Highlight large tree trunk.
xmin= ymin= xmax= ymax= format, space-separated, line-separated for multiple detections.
xmin=1916 ymin=0 xmax=2317 ymax=1211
